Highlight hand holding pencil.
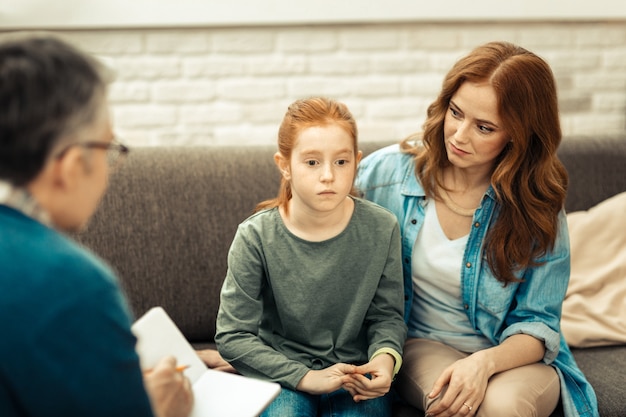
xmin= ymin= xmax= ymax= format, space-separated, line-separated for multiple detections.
xmin=144 ymin=364 xmax=190 ymax=375
xmin=143 ymin=356 xmax=194 ymax=417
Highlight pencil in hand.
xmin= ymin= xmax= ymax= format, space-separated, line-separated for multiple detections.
xmin=144 ymin=364 xmax=190 ymax=375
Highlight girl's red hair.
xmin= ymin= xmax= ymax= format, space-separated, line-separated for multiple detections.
xmin=256 ymin=97 xmax=359 ymax=214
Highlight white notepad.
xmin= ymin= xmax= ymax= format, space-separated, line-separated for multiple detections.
xmin=131 ymin=307 xmax=280 ymax=417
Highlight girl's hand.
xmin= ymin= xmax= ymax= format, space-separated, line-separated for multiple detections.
xmin=426 ymin=353 xmax=489 ymax=416
xmin=196 ymin=349 xmax=237 ymax=373
xmin=343 ymin=353 xmax=395 ymax=402
xmin=296 ymin=363 xmax=357 ymax=395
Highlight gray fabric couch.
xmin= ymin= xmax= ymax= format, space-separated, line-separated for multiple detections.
xmin=76 ymin=136 xmax=626 ymax=417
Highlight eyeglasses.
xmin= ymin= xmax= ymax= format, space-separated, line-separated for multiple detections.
xmin=56 ymin=139 xmax=130 ymax=170
xmin=81 ymin=140 xmax=130 ymax=169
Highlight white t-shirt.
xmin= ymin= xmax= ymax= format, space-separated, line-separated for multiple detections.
xmin=407 ymin=199 xmax=492 ymax=352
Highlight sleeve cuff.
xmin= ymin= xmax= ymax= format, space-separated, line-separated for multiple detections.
xmin=370 ymin=347 xmax=403 ymax=378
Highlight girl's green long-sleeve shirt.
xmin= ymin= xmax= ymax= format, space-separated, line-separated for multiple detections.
xmin=215 ymin=198 xmax=407 ymax=390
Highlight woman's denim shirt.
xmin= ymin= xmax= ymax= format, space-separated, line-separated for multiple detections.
xmin=356 ymin=144 xmax=599 ymax=417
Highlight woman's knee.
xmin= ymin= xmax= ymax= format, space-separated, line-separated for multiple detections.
xmin=478 ymin=365 xmax=560 ymax=417
xmin=396 ymin=339 xmax=467 ymax=410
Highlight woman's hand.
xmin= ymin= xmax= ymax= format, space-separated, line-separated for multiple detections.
xmin=426 ymin=335 xmax=545 ymax=416
xmin=425 ymin=353 xmax=490 ymax=416
xmin=343 ymin=353 xmax=395 ymax=402
xmin=196 ymin=349 xmax=237 ymax=373
xmin=296 ymin=363 xmax=357 ymax=395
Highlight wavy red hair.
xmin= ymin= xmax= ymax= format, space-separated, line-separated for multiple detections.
xmin=402 ymin=41 xmax=568 ymax=284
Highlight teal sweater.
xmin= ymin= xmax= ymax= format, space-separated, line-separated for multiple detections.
xmin=216 ymin=198 xmax=407 ymax=390
xmin=0 ymin=206 xmax=154 ymax=417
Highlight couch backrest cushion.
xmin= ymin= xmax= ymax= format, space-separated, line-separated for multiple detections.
xmin=556 ymin=136 xmax=626 ymax=212
xmin=75 ymin=136 xmax=626 ymax=343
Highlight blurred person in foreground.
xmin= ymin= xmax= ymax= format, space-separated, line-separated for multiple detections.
xmin=0 ymin=33 xmax=193 ymax=417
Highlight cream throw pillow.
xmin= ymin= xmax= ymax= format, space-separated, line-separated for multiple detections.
xmin=561 ymin=191 xmax=626 ymax=347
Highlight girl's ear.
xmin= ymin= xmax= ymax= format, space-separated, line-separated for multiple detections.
xmin=274 ymin=152 xmax=291 ymax=180
xmin=356 ymin=150 xmax=363 ymax=164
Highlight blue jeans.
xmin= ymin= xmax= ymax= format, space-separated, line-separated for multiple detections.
xmin=260 ymin=387 xmax=392 ymax=417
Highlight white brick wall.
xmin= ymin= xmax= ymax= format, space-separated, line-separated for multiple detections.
xmin=7 ymin=22 xmax=626 ymax=146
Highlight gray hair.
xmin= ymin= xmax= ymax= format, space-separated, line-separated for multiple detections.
xmin=0 ymin=33 xmax=111 ymax=185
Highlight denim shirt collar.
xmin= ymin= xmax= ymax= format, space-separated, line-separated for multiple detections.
xmin=400 ymin=162 xmax=424 ymax=197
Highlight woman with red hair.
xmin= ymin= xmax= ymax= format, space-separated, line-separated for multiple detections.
xmin=357 ymin=41 xmax=598 ymax=417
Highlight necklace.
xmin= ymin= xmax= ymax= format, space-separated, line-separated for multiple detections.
xmin=438 ymin=187 xmax=478 ymax=217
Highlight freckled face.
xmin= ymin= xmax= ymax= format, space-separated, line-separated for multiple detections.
xmin=283 ymin=124 xmax=360 ymax=215
xmin=443 ymin=81 xmax=510 ymax=173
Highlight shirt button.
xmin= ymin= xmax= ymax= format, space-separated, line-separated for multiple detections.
xmin=466 ymin=262 xmax=472 ymax=268
xmin=464 ymin=304 xmax=469 ymax=310
xmin=474 ymin=222 xmax=480 ymax=227
xmin=411 ymin=219 xmax=417 ymax=224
